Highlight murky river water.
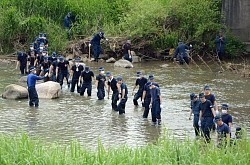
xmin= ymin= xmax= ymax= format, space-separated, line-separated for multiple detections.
xmin=0 ymin=60 xmax=249 ymax=149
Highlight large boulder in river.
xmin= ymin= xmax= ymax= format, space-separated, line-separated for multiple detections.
xmin=36 ymin=81 xmax=61 ymax=99
xmin=114 ymin=59 xmax=133 ymax=68
xmin=2 ymin=84 xmax=28 ymax=99
xmin=106 ymin=57 xmax=116 ymax=63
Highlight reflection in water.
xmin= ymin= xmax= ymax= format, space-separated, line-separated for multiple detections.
xmin=0 ymin=61 xmax=249 ymax=148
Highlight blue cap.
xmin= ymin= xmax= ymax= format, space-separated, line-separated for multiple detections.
xmin=75 ymin=57 xmax=80 ymax=62
xmin=85 ymin=66 xmax=89 ymax=71
xmin=30 ymin=66 xmax=36 ymax=71
xmin=190 ymin=93 xmax=197 ymax=100
xmin=117 ymin=76 xmax=122 ymax=81
xmin=106 ymin=71 xmax=111 ymax=77
xmin=204 ymin=85 xmax=211 ymax=90
xmin=44 ymin=56 xmax=49 ymax=60
xmin=99 ymin=67 xmax=104 ymax=71
xmin=199 ymin=93 xmax=205 ymax=98
xmin=136 ymin=71 xmax=142 ymax=77
xmin=59 ymin=56 xmax=64 ymax=61
xmin=221 ymin=104 xmax=229 ymax=109
xmin=214 ymin=115 xmax=221 ymax=122
xmin=52 ymin=52 xmax=57 ymax=58
xmin=148 ymin=74 xmax=154 ymax=80
xmin=99 ymin=32 xmax=104 ymax=37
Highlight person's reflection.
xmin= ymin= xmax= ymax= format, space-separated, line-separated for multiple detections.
xmin=141 ymin=121 xmax=162 ymax=144
xmin=25 ymin=108 xmax=39 ymax=135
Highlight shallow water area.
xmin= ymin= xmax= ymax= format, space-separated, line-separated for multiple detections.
xmin=0 ymin=61 xmax=249 ymax=149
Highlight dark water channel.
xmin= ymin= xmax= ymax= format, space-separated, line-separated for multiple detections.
xmin=0 ymin=61 xmax=249 ymax=149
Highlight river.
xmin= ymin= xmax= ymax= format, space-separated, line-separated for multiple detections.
xmin=0 ymin=60 xmax=249 ymax=149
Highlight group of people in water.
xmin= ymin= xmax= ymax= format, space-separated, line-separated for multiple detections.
xmin=189 ymin=85 xmax=242 ymax=146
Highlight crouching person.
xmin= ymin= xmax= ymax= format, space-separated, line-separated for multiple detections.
xmin=214 ymin=115 xmax=230 ymax=148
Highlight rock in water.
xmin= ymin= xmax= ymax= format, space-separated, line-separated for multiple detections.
xmin=36 ymin=81 xmax=61 ymax=99
xmin=2 ymin=84 xmax=28 ymax=99
xmin=132 ymin=55 xmax=141 ymax=63
xmin=160 ymin=64 xmax=169 ymax=68
xmin=106 ymin=57 xmax=116 ymax=63
xmin=114 ymin=59 xmax=133 ymax=68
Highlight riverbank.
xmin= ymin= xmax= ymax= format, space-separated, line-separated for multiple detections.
xmin=0 ymin=133 xmax=249 ymax=164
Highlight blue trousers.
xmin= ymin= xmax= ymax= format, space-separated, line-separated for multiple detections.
xmin=28 ymin=86 xmax=39 ymax=107
xmin=201 ymin=116 xmax=214 ymax=142
xmin=143 ymin=98 xmax=151 ymax=118
xmin=133 ymin=92 xmax=143 ymax=106
xmin=59 ymin=71 xmax=69 ymax=87
xmin=80 ymin=82 xmax=92 ymax=96
xmin=151 ymin=99 xmax=161 ymax=122
xmin=20 ymin=65 xmax=27 ymax=75
xmin=179 ymin=55 xmax=189 ymax=65
xmin=111 ymin=92 xmax=119 ymax=111
xmin=93 ymin=45 xmax=101 ymax=60
xmin=193 ymin=114 xmax=200 ymax=136
xmin=117 ymin=97 xmax=127 ymax=114
xmin=97 ymin=88 xmax=105 ymax=100
xmin=71 ymin=78 xmax=80 ymax=93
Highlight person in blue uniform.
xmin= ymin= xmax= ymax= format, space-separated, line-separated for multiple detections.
xmin=16 ymin=51 xmax=28 ymax=75
xmin=132 ymin=71 xmax=148 ymax=107
xmin=123 ymin=40 xmax=132 ymax=62
xmin=117 ymin=76 xmax=128 ymax=115
xmin=189 ymin=93 xmax=201 ymax=137
xmin=40 ymin=56 xmax=51 ymax=82
xmin=214 ymin=115 xmax=230 ymax=147
xmin=49 ymin=53 xmax=58 ymax=82
xmin=95 ymin=67 xmax=107 ymax=100
xmin=27 ymin=67 xmax=48 ymax=107
xmin=79 ymin=66 xmax=94 ymax=96
xmin=215 ymin=31 xmax=226 ymax=61
xmin=27 ymin=51 xmax=36 ymax=71
xmin=89 ymin=32 xmax=108 ymax=62
xmin=70 ymin=58 xmax=84 ymax=93
xmin=173 ymin=41 xmax=190 ymax=65
xmin=56 ymin=56 xmax=70 ymax=89
xmin=221 ymin=104 xmax=233 ymax=137
xmin=199 ymin=93 xmax=216 ymax=143
xmin=106 ymin=71 xmax=119 ymax=111
xmin=142 ymin=75 xmax=159 ymax=118
xmin=149 ymin=82 xmax=163 ymax=125
xmin=64 ymin=12 xmax=75 ymax=40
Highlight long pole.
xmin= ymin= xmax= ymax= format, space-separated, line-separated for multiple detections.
xmin=197 ymin=54 xmax=213 ymax=72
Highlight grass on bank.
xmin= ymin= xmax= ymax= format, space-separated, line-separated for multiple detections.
xmin=0 ymin=133 xmax=250 ymax=165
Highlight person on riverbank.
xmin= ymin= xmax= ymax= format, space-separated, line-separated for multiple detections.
xmin=16 ymin=51 xmax=28 ymax=75
xmin=189 ymin=93 xmax=201 ymax=137
xmin=95 ymin=67 xmax=107 ymax=100
xmin=89 ymin=32 xmax=108 ymax=62
xmin=142 ymin=75 xmax=159 ymax=119
xmin=123 ymin=40 xmax=132 ymax=62
xmin=132 ymin=71 xmax=148 ymax=107
xmin=64 ymin=12 xmax=75 ymax=40
xmin=215 ymin=31 xmax=226 ymax=61
xmin=221 ymin=104 xmax=233 ymax=137
xmin=199 ymin=93 xmax=216 ymax=143
xmin=79 ymin=66 xmax=94 ymax=96
xmin=56 ymin=56 xmax=70 ymax=89
xmin=27 ymin=66 xmax=48 ymax=107
xmin=173 ymin=41 xmax=190 ymax=65
xmin=149 ymin=82 xmax=163 ymax=125
xmin=214 ymin=115 xmax=230 ymax=147
xmin=70 ymin=58 xmax=84 ymax=93
xmin=117 ymin=76 xmax=128 ymax=115
xmin=106 ymin=71 xmax=119 ymax=111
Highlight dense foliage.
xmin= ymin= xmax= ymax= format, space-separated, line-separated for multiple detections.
xmin=0 ymin=0 xmax=245 ymax=56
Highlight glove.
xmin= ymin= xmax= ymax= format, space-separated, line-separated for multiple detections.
xmin=106 ymin=38 xmax=109 ymax=41
xmin=198 ymin=120 xmax=201 ymax=127
xmin=89 ymin=43 xmax=91 ymax=47
xmin=215 ymin=110 xmax=219 ymax=115
xmin=95 ymin=89 xmax=98 ymax=93
xmin=160 ymin=104 xmax=163 ymax=109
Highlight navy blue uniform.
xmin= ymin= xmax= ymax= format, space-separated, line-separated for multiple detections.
xmin=90 ymin=33 xmax=105 ymax=61
xmin=27 ymin=73 xmax=45 ymax=107
xmin=199 ymin=100 xmax=214 ymax=142
xmin=215 ymin=35 xmax=226 ymax=60
xmin=221 ymin=113 xmax=232 ymax=137
xmin=217 ymin=123 xmax=230 ymax=146
xmin=191 ymin=100 xmax=201 ymax=136
xmin=51 ymin=60 xmax=58 ymax=82
xmin=133 ymin=77 xmax=148 ymax=106
xmin=174 ymin=43 xmax=189 ymax=65
xmin=108 ymin=78 xmax=119 ymax=111
xmin=150 ymin=86 xmax=161 ymax=123
xmin=96 ymin=74 xmax=106 ymax=100
xmin=17 ymin=52 xmax=28 ymax=75
xmin=71 ymin=64 xmax=84 ymax=92
xmin=123 ymin=43 xmax=132 ymax=62
xmin=117 ymin=83 xmax=128 ymax=114
xmin=27 ymin=56 xmax=36 ymax=70
xmin=57 ymin=60 xmax=70 ymax=87
xmin=143 ymin=82 xmax=159 ymax=118
xmin=80 ymin=71 xmax=94 ymax=96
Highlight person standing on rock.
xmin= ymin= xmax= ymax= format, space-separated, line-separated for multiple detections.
xmin=215 ymin=31 xmax=226 ymax=61
xmin=89 ymin=32 xmax=108 ymax=62
xmin=56 ymin=56 xmax=70 ymax=89
xmin=95 ymin=67 xmax=107 ymax=100
xmin=64 ymin=12 xmax=75 ymax=40
xmin=142 ymin=75 xmax=159 ymax=119
xmin=106 ymin=71 xmax=119 ymax=111
xmin=149 ymin=82 xmax=163 ymax=126
xmin=116 ymin=76 xmax=128 ymax=115
xmin=16 ymin=51 xmax=28 ymax=75
xmin=79 ymin=66 xmax=95 ymax=96
xmin=70 ymin=58 xmax=84 ymax=93
xmin=132 ymin=71 xmax=148 ymax=107
xmin=123 ymin=40 xmax=132 ymax=62
xmin=27 ymin=66 xmax=48 ymax=107
xmin=173 ymin=41 xmax=190 ymax=65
